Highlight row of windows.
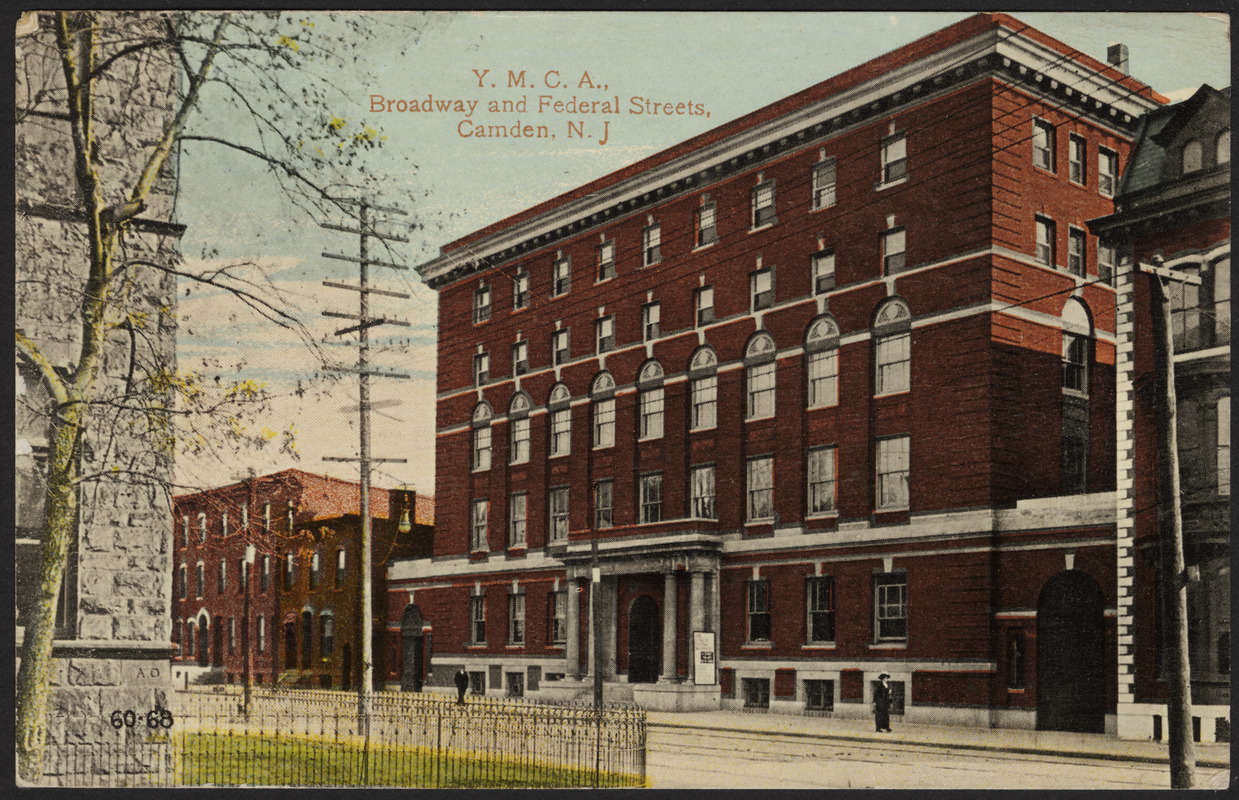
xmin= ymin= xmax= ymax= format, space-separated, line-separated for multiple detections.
xmin=179 ymin=500 xmax=292 ymax=545
xmin=745 ymin=571 xmax=907 ymax=646
xmin=469 ymin=437 xmax=907 ymax=550
xmin=1033 ymin=216 xmax=1116 ymax=281
xmin=174 ymin=614 xmax=269 ymax=660
xmin=1179 ymin=129 xmax=1230 ymax=176
xmin=1031 ymin=118 xmax=1120 ymax=196
xmin=176 ymin=549 xmax=348 ymax=599
xmin=468 ymin=590 xmax=568 ymax=647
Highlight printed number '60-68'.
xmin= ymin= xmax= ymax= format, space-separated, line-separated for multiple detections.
xmin=109 ymin=708 xmax=174 ymax=729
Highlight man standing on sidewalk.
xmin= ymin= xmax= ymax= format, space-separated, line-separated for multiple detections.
xmin=454 ymin=666 xmax=470 ymax=704
xmin=874 ymin=674 xmax=892 ymax=732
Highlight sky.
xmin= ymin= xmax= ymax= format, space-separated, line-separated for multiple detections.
xmin=173 ymin=10 xmax=1231 ymax=497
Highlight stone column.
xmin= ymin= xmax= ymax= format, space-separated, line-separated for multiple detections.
xmin=661 ymin=571 xmax=677 ymax=681
xmin=566 ymin=578 xmax=581 ymax=679
xmin=688 ymin=571 xmax=705 ymax=683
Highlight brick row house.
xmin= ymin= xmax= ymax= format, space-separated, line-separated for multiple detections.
xmin=170 ymin=469 xmax=432 ymax=690
xmin=395 ymin=13 xmax=1171 ymax=731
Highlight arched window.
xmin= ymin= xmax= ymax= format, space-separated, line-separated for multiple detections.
xmin=873 ymin=298 xmax=912 ymax=396
xmin=548 ymin=383 xmax=572 ymax=457
xmin=688 ymin=346 xmax=718 ymax=430
xmin=1182 ymin=139 xmax=1203 ymax=174
xmin=1061 ymin=297 xmax=1093 ymax=495
xmin=1062 ymin=298 xmax=1092 ymax=395
xmin=805 ymin=316 xmax=840 ymax=409
xmin=320 ymin=612 xmax=335 ymax=657
xmin=309 ymin=550 xmax=321 ymax=589
xmin=591 ymin=372 xmax=616 ymax=448
xmin=472 ymin=402 xmax=493 ymax=471
xmin=744 ymin=331 xmax=777 ymax=419
xmin=637 ymin=360 xmax=665 ymax=440
xmin=1217 ymin=129 xmax=1230 ymax=165
xmin=508 ymin=392 xmax=532 ymax=465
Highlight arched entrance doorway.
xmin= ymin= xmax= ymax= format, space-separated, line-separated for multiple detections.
xmin=197 ymin=616 xmax=209 ymax=667
xmin=1036 ymin=569 xmax=1105 ymax=732
xmin=627 ymin=595 xmax=660 ymax=683
xmin=301 ymin=611 xmax=313 ymax=669
xmin=212 ymin=616 xmax=224 ymax=666
xmin=283 ymin=621 xmax=297 ymax=669
xmin=401 ymin=604 xmax=425 ymax=692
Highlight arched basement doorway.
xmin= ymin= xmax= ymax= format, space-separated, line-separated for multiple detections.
xmin=627 ymin=595 xmax=660 ymax=684
xmin=1036 ymin=569 xmax=1105 ymax=733
xmin=197 ymin=615 xmax=209 ymax=667
xmin=401 ymin=604 xmax=426 ymax=692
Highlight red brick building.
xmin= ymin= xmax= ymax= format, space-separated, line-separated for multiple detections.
xmin=1090 ymin=84 xmax=1230 ymax=742
xmin=397 ymin=14 xmax=1168 ymax=731
xmin=171 ymin=469 xmax=433 ymax=690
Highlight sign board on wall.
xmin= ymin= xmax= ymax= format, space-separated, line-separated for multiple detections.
xmin=693 ymin=631 xmax=716 ymax=685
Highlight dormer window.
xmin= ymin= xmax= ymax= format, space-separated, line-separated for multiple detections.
xmin=1182 ymin=139 xmax=1203 ymax=174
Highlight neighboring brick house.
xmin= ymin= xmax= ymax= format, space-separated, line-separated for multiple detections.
xmin=1090 ymin=84 xmax=1230 ymax=742
xmin=396 ymin=13 xmax=1168 ymax=732
xmin=171 ymin=469 xmax=433 ymax=690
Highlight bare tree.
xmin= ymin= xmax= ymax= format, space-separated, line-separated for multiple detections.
xmin=15 ymin=10 xmax=426 ymax=780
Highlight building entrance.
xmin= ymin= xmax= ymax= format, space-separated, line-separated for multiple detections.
xmin=1036 ymin=569 xmax=1105 ymax=733
xmin=401 ymin=604 xmax=425 ymax=691
xmin=627 ymin=595 xmax=660 ymax=683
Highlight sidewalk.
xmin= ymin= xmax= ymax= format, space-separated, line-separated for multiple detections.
xmin=646 ymin=708 xmax=1230 ymax=769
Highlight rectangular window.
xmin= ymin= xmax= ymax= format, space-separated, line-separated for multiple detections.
xmin=549 ymin=590 xmax=567 ymax=644
xmin=874 ymin=572 xmax=908 ymax=641
xmin=876 ymin=436 xmax=911 ymax=510
xmin=742 ymin=677 xmax=770 ymax=709
xmin=471 ymin=499 xmax=489 ymax=551
xmin=219 ymin=561 xmax=227 ymax=594
xmin=471 ymin=595 xmax=486 ymax=644
xmin=178 ymin=565 xmax=186 ymax=599
xmin=747 ymin=580 xmax=771 ymax=641
xmin=229 ymin=617 xmax=236 ymax=654
xmin=882 ymin=227 xmax=906 ymax=274
xmin=642 ymin=224 xmax=661 ymax=267
xmin=881 ymin=132 xmax=907 ymax=184
xmin=594 ymin=480 xmax=613 ymax=529
xmin=473 ymin=286 xmax=491 ymax=324
xmin=473 ymin=352 xmax=489 ymax=386
xmin=807 ymin=577 xmax=836 ymax=643
xmin=310 ymin=554 xmax=321 ymax=589
xmin=696 ymin=286 xmax=715 ymax=326
xmin=751 ymin=181 xmax=776 ymax=228
xmin=807 ymin=446 xmax=837 ymax=514
xmin=262 ymin=502 xmax=270 ymax=533
xmin=747 ymin=456 xmax=774 ymax=521
xmin=1033 ymin=119 xmax=1056 ymax=172
xmin=198 ymin=513 xmax=207 ymax=542
xmin=746 ymin=361 xmax=776 ymax=419
xmin=690 ymin=464 xmax=716 ymax=520
xmin=257 ymin=615 xmax=266 ymax=653
xmin=1035 ymin=217 xmax=1056 ymax=267
xmin=239 ymin=559 xmax=247 ymax=593
xmin=691 ymin=374 xmax=718 ymax=430
xmin=1069 ymin=133 xmax=1087 ymax=185
xmin=875 ymin=332 xmax=910 ymax=395
xmin=335 ymin=549 xmax=346 ymax=588
xmin=593 ymin=398 xmax=615 ymax=448
xmin=642 ymin=302 xmax=660 ymax=341
xmin=241 ymin=502 xmax=248 ymax=531
xmin=639 ymin=386 xmax=664 ymax=439
xmin=283 ymin=553 xmax=294 ymax=591
xmin=509 ymin=592 xmax=525 ymax=645
xmin=751 ymin=269 xmax=774 ymax=311
xmin=552 ymin=257 xmax=571 ymax=296
xmin=182 ymin=515 xmax=189 ymax=547
xmin=595 ymin=315 xmax=615 ymax=353
xmin=509 ymin=417 xmax=530 ymax=464
xmin=221 ymin=511 xmax=228 ymax=538
xmin=261 ymin=556 xmax=270 ymax=592
xmin=1098 ymin=147 xmax=1118 ymax=197
xmin=321 ymin=615 xmax=334 ymax=656
xmin=640 ymin=473 xmax=663 ymax=524
xmin=597 ymin=240 xmax=616 ymax=282
xmin=511 ymin=340 xmax=528 ymax=376
xmin=696 ymin=203 xmax=718 ymax=247
xmin=812 ymin=250 xmax=835 ymax=294
xmin=513 ymin=270 xmax=530 ymax=309
xmin=553 ymin=329 xmax=570 ymax=365
xmin=1063 ymin=334 xmax=1088 ymax=393
xmin=805 ymin=679 xmax=834 ymax=711
xmin=812 ymin=158 xmax=837 ymax=209
xmin=508 ymin=493 xmax=527 ymax=548
xmin=196 ymin=564 xmax=204 ymax=598
xmin=807 ymin=349 xmax=838 ymax=408
xmin=1219 ymin=396 xmax=1231 ymax=496
xmin=549 ymin=486 xmax=569 ymax=543
xmin=550 ymin=407 xmax=571 ymax=456
xmin=1170 ymin=265 xmax=1202 ymax=351
xmin=1068 ymin=227 xmax=1086 ymax=277
xmin=1098 ymin=242 xmax=1116 ymax=286
xmin=473 ymin=425 xmax=492 ymax=471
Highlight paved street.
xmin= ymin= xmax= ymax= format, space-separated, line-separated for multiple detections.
xmin=646 ymin=711 xmax=1231 ymax=790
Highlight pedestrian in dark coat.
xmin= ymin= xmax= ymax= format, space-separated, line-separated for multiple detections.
xmin=873 ymin=673 xmax=892 ymax=732
xmin=454 ymin=666 xmax=469 ymax=704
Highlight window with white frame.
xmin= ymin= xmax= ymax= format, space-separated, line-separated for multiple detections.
xmin=553 ymin=328 xmax=570 ymax=365
xmin=812 ymin=158 xmax=837 ymax=209
xmin=512 ymin=340 xmax=529 ymax=376
xmin=309 ymin=551 xmax=320 ymax=589
xmin=182 ymin=515 xmax=189 ymax=547
xmin=689 ymin=347 xmax=718 ymax=430
xmin=196 ymin=563 xmax=204 ymax=597
xmin=549 ymin=590 xmax=567 ymax=644
xmin=807 ymin=446 xmax=837 ymax=515
xmin=509 ymin=393 xmax=531 ymax=465
xmin=471 ymin=498 xmax=489 ymax=551
xmin=320 ymin=613 xmax=334 ymax=656
xmin=806 ymin=316 xmax=840 ymax=408
xmin=595 ymin=315 xmax=615 ymax=353
xmin=283 ymin=552 xmax=295 ymax=590
xmin=513 ymin=269 xmax=530 ymax=309
xmin=1098 ymin=242 xmax=1116 ymax=285
xmin=548 ymin=486 xmax=569 ymax=543
xmin=472 ymin=404 xmax=493 ymax=471
xmin=221 ymin=511 xmax=229 ymax=538
xmin=1218 ymin=396 xmax=1230 ymax=496
xmin=747 ymin=579 xmax=771 ymax=641
xmin=812 ymin=249 xmax=835 ymax=294
xmin=638 ymin=360 xmax=664 ymax=440
xmin=639 ymin=473 xmax=663 ymax=524
xmin=594 ymin=479 xmax=613 ymax=529
xmin=882 ymin=227 xmax=906 ymax=274
xmin=198 ymin=512 xmax=207 ymax=542
xmin=747 ymin=455 xmax=774 ymax=521
xmin=335 ymin=549 xmax=346 ymax=588
xmin=473 ymin=285 xmax=491 ymax=324
xmin=874 ymin=571 xmax=908 ymax=641
xmin=470 ymin=594 xmax=486 ymax=644
xmin=473 ymin=352 xmax=489 ymax=386
xmin=1062 ymin=298 xmax=1090 ymax=395
xmin=592 ymin=373 xmax=615 ymax=448
xmin=1035 ymin=216 xmax=1055 ymax=267
xmin=874 ymin=299 xmax=911 ymax=396
xmin=261 ymin=556 xmax=270 ymax=592
xmin=1033 ymin=119 xmax=1055 ymax=172
xmin=876 ymin=436 xmax=910 ymax=511
xmin=552 ymin=256 xmax=571 ymax=296
xmin=642 ymin=224 xmax=661 ymax=267
xmin=597 ymin=239 xmax=616 ymax=282
xmin=696 ymin=285 xmax=715 ymax=326
xmin=509 ymin=591 xmax=525 ymax=645
xmin=508 ymin=493 xmax=527 ymax=548
xmin=1098 ymin=147 xmax=1118 ymax=197
xmin=807 ymin=576 xmax=835 ymax=643
xmin=696 ymin=202 xmax=718 ymax=247
xmin=1068 ymin=133 xmax=1086 ymax=185
xmin=881 ymin=132 xmax=907 ymax=184
xmin=218 ymin=561 xmax=227 ymax=593
xmin=548 ymin=384 xmax=571 ymax=456
xmin=1068 ymin=227 xmax=1086 ymax=277
xmin=257 ymin=615 xmax=266 ymax=652
xmin=263 ymin=502 xmax=270 ymax=533
xmin=690 ymin=464 xmax=716 ymax=520
xmin=178 ymin=564 xmax=186 ymax=599
xmin=751 ymin=180 xmax=776 ymax=228
xmin=642 ymin=302 xmax=660 ymax=341
xmin=745 ymin=332 xmax=776 ymax=419
xmin=751 ymin=268 xmax=774 ymax=310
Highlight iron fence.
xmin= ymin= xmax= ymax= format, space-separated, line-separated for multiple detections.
xmin=42 ymin=687 xmax=646 ymax=788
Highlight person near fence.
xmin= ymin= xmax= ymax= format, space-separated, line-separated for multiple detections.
xmin=454 ymin=666 xmax=469 ymax=704
xmin=873 ymin=673 xmax=892 ymax=733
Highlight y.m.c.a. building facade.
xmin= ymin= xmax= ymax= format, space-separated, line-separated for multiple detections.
xmin=399 ymin=13 xmax=1168 ymax=733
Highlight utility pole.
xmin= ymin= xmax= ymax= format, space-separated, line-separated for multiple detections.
xmin=1143 ymin=258 xmax=1200 ymax=789
xmin=321 ymin=199 xmax=411 ymax=781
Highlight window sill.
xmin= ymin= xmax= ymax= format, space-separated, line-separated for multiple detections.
xmin=742 ymin=642 xmax=773 ymax=649
xmin=509 ymin=460 xmax=530 ymax=467
xmin=801 ymin=643 xmax=836 ymax=650
xmin=467 ymin=643 xmax=488 ymax=649
xmin=511 ymin=305 xmax=530 ymax=314
xmin=549 ymin=451 xmax=570 ymax=459
xmin=868 ymin=641 xmax=907 ymax=650
xmin=689 ymin=425 xmax=718 ymax=434
xmin=805 ymin=511 xmax=839 ymax=521
xmin=1062 ymin=388 xmax=1088 ymax=399
xmin=807 ymin=401 xmax=839 ymax=411
xmin=505 ymin=644 xmax=526 ymax=650
xmin=744 ymin=519 xmax=774 ymax=527
xmin=638 ymin=435 xmax=664 ymax=443
xmin=595 ymin=276 xmax=615 ymax=285
xmin=810 ymin=203 xmax=837 ymax=213
xmin=1007 ymin=687 xmax=1026 ymax=694
xmin=745 ymin=413 xmax=776 ymax=423
xmin=873 ymin=389 xmax=910 ymax=400
xmin=592 ymin=445 xmax=614 ymax=452
xmin=471 ymin=467 xmax=491 ymax=474
xmin=643 ymin=261 xmax=662 ymax=269
xmin=692 ymin=241 xmax=717 ymax=253
xmin=470 ymin=549 xmax=490 ymax=557
xmin=874 ymin=177 xmax=908 ymax=192
xmin=875 ymin=506 xmax=909 ymax=514
xmin=749 ymin=223 xmax=775 ymax=234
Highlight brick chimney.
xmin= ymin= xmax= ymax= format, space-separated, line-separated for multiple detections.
xmin=1107 ymin=42 xmax=1129 ymax=75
